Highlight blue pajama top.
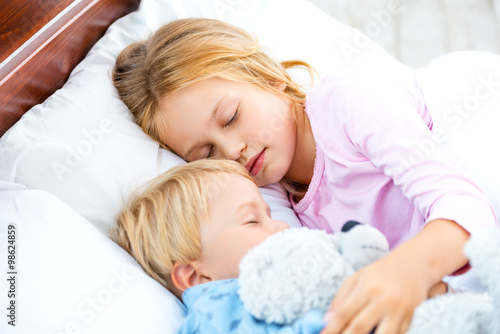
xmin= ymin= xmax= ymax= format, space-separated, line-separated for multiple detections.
xmin=176 ymin=279 xmax=326 ymax=334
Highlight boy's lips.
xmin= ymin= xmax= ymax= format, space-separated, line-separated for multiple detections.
xmin=245 ymin=149 xmax=266 ymax=176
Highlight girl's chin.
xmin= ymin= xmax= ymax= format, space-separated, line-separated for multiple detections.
xmin=254 ymin=178 xmax=268 ymax=187
xmin=254 ymin=171 xmax=286 ymax=188
xmin=254 ymin=175 xmax=271 ymax=187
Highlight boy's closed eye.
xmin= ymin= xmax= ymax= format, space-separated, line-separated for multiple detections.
xmin=245 ymin=220 xmax=259 ymax=225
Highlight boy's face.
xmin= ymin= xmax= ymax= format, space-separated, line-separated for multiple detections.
xmin=195 ymin=173 xmax=289 ymax=281
xmin=159 ymin=77 xmax=297 ymax=188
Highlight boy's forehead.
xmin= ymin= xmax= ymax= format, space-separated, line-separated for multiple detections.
xmin=205 ymin=171 xmax=253 ymax=194
xmin=204 ymin=172 xmax=258 ymax=208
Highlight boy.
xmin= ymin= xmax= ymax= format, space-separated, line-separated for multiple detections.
xmin=111 ymin=159 xmax=325 ymax=333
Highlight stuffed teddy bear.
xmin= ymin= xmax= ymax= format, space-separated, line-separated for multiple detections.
xmin=238 ymin=222 xmax=499 ymax=334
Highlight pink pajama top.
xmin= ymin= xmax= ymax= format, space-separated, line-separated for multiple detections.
xmin=292 ymin=75 xmax=497 ymax=249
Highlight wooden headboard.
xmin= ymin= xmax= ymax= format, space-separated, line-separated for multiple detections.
xmin=0 ymin=0 xmax=141 ymax=137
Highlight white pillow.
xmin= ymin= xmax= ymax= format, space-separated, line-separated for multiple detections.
xmin=0 ymin=181 xmax=186 ymax=334
xmin=416 ymin=50 xmax=500 ymax=219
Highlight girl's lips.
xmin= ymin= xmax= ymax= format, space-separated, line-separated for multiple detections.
xmin=246 ymin=149 xmax=265 ymax=176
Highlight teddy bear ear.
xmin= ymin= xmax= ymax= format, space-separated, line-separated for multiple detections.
xmin=341 ymin=220 xmax=361 ymax=232
xmin=339 ymin=220 xmax=390 ymax=270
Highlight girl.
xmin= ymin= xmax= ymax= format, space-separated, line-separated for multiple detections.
xmin=112 ymin=18 xmax=497 ymax=334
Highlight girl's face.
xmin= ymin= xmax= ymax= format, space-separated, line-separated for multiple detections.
xmin=159 ymin=78 xmax=297 ymax=187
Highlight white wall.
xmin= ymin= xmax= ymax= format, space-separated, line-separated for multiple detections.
xmin=307 ymin=0 xmax=500 ymax=68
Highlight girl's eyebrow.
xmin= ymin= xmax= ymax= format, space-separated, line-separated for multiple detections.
xmin=210 ymin=94 xmax=229 ymax=120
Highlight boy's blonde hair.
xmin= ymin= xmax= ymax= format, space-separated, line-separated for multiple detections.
xmin=112 ymin=17 xmax=315 ymax=150
xmin=111 ymin=159 xmax=253 ymax=296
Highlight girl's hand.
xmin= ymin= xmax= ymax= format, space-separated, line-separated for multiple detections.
xmin=321 ymin=219 xmax=469 ymax=334
xmin=320 ymin=252 xmax=428 ymax=334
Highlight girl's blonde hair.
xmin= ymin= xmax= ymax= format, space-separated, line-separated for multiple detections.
xmin=113 ymin=17 xmax=314 ymax=197
xmin=110 ymin=159 xmax=253 ymax=296
xmin=112 ymin=17 xmax=315 ymax=149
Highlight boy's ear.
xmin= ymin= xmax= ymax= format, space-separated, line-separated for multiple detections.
xmin=171 ymin=262 xmax=210 ymax=292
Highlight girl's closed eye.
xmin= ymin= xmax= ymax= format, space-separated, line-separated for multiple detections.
xmin=224 ymin=107 xmax=240 ymax=128
xmin=206 ymin=107 xmax=240 ymax=158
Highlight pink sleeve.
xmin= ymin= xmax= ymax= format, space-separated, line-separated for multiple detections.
xmin=320 ymin=77 xmax=497 ymax=234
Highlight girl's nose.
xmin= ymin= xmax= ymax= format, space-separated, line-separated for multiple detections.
xmin=221 ymin=140 xmax=246 ymax=161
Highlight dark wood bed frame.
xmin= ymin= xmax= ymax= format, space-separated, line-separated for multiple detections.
xmin=0 ymin=0 xmax=141 ymax=137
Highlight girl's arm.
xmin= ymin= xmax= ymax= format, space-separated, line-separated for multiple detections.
xmin=321 ymin=218 xmax=469 ymax=334
xmin=306 ymin=76 xmax=496 ymax=334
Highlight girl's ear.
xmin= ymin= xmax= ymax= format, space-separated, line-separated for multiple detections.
xmin=277 ymin=81 xmax=287 ymax=92
xmin=171 ymin=262 xmax=210 ymax=292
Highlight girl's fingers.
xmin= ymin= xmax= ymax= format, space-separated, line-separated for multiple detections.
xmin=323 ymin=281 xmax=415 ymax=334
xmin=326 ymin=275 xmax=358 ymax=313
xmin=373 ymin=307 xmax=413 ymax=334
xmin=399 ymin=316 xmax=413 ymax=334
xmin=373 ymin=313 xmax=402 ymax=334
xmin=321 ymin=254 xmax=425 ymax=334
xmin=428 ymin=281 xmax=448 ymax=297
xmin=321 ymin=279 xmax=367 ymax=334
xmin=321 ymin=299 xmax=363 ymax=333
xmin=338 ymin=300 xmax=382 ymax=334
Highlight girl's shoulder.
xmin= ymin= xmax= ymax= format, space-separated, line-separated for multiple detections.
xmin=309 ymin=74 xmax=397 ymax=95
xmin=305 ymin=73 xmax=426 ymax=135
xmin=305 ymin=74 xmax=375 ymax=113
xmin=307 ymin=74 xmax=420 ymax=111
